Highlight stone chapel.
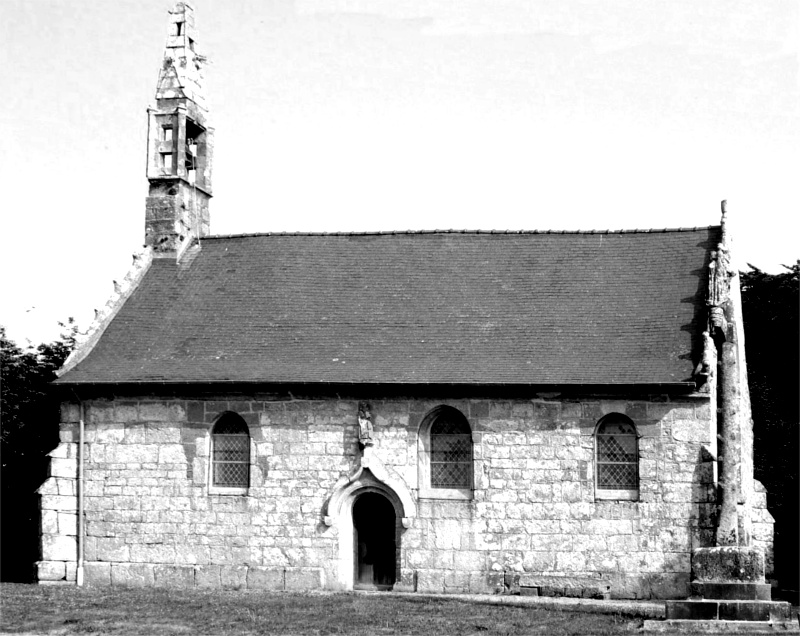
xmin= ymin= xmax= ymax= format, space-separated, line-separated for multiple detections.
xmin=37 ymin=3 xmax=776 ymax=602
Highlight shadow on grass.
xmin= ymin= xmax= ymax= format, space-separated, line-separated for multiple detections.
xmin=0 ymin=584 xmax=643 ymax=635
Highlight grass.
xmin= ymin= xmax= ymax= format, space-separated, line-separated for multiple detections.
xmin=0 ymin=583 xmax=643 ymax=635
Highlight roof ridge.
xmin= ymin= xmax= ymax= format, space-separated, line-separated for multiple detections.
xmin=203 ymin=226 xmax=720 ymax=240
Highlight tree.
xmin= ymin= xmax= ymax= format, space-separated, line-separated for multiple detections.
xmin=0 ymin=321 xmax=78 ymax=581
xmin=740 ymin=262 xmax=799 ymax=593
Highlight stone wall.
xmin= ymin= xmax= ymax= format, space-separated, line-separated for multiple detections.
xmin=38 ymin=442 xmax=78 ymax=584
xmin=36 ymin=394 xmax=749 ymax=598
xmin=751 ymin=480 xmax=775 ymax=579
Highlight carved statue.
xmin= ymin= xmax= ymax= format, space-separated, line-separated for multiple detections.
xmin=708 ymin=203 xmax=734 ymax=340
xmin=709 ymin=247 xmax=733 ymax=309
xmin=357 ymin=402 xmax=374 ymax=446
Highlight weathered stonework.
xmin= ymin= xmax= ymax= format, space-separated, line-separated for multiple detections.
xmin=37 ymin=441 xmax=79 ymax=583
xmin=35 ymin=393 xmax=762 ymax=599
xmin=658 ymin=206 xmax=791 ymax=628
xmin=144 ymin=1 xmax=213 ymax=255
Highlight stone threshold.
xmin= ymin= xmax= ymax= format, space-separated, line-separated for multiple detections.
xmin=355 ymin=590 xmax=665 ymax=618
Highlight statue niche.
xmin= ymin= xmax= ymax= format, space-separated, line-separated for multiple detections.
xmin=357 ymin=401 xmax=374 ymax=447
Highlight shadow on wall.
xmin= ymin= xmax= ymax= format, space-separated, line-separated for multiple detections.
xmin=0 ymin=420 xmax=59 ymax=582
xmin=691 ymin=445 xmax=718 ymax=556
xmin=760 ymin=460 xmax=799 ymax=601
xmin=0 ymin=440 xmax=57 ymax=583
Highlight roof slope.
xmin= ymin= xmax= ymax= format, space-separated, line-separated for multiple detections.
xmin=58 ymin=228 xmax=718 ymax=385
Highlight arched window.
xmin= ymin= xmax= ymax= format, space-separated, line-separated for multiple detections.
xmin=211 ymin=412 xmax=250 ymax=490
xmin=595 ymin=413 xmax=639 ymax=500
xmin=419 ymin=406 xmax=473 ymax=499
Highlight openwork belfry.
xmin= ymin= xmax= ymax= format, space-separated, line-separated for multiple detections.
xmin=36 ymin=4 xmax=780 ymax=615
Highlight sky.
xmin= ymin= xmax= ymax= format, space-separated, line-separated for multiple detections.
xmin=1 ymin=0 xmax=798 ymax=348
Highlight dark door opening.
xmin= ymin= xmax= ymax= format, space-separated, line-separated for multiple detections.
xmin=353 ymin=492 xmax=396 ymax=590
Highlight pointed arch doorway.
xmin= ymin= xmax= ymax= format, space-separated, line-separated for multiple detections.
xmin=323 ymin=457 xmax=415 ymax=591
xmin=353 ymin=491 xmax=396 ymax=590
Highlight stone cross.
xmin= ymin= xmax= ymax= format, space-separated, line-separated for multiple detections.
xmin=708 ymin=201 xmax=747 ymax=547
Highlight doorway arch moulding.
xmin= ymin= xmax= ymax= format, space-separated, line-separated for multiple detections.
xmin=323 ymin=447 xmax=416 ymax=529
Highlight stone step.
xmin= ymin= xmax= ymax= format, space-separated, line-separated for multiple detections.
xmin=691 ymin=582 xmax=773 ymax=601
xmin=644 ymin=618 xmax=800 ymax=633
xmin=665 ymin=599 xmax=792 ymax=622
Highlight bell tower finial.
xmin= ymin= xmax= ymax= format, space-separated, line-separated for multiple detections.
xmin=145 ymin=2 xmax=214 ymax=255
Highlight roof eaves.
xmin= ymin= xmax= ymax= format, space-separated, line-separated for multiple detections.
xmin=53 ymin=378 xmax=698 ymax=388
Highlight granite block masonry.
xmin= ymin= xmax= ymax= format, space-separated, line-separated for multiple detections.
xmin=36 ymin=3 xmax=774 ymax=603
xmin=36 ymin=395 xmax=773 ymax=598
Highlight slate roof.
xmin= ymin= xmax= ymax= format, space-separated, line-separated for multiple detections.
xmin=57 ymin=228 xmax=719 ymax=386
